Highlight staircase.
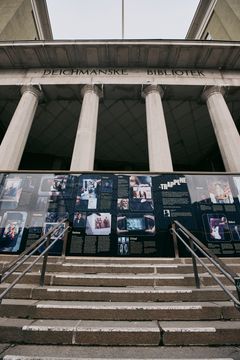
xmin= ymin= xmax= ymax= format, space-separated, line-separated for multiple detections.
xmin=0 ymin=255 xmax=240 ymax=359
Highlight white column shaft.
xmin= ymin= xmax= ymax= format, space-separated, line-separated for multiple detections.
xmin=144 ymin=88 xmax=173 ymax=172
xmin=205 ymin=90 xmax=240 ymax=172
xmin=70 ymin=86 xmax=100 ymax=171
xmin=0 ymin=87 xmax=40 ymax=170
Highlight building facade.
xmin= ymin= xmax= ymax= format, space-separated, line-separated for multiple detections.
xmin=0 ymin=40 xmax=239 ymax=257
xmin=0 ymin=41 xmax=239 ymax=173
xmin=186 ymin=0 xmax=240 ymax=40
xmin=0 ymin=0 xmax=52 ymax=41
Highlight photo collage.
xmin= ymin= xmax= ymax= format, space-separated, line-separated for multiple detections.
xmin=0 ymin=173 xmax=71 ymax=253
xmin=0 ymin=172 xmax=240 ymax=257
xmin=186 ymin=175 xmax=240 ymax=256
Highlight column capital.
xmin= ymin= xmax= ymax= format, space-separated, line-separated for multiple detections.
xmin=81 ymin=85 xmax=103 ymax=99
xmin=142 ymin=85 xmax=164 ymax=99
xmin=21 ymin=85 xmax=43 ymax=100
xmin=202 ymin=86 xmax=225 ymax=102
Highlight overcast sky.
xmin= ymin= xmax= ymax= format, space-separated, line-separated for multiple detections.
xmin=46 ymin=0 xmax=200 ymax=40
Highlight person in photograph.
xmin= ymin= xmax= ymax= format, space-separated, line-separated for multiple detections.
xmin=73 ymin=212 xmax=85 ymax=228
xmin=233 ymin=177 xmax=240 ymax=202
xmin=144 ymin=215 xmax=156 ymax=234
xmin=232 ymin=225 xmax=240 ymax=241
xmin=50 ymin=175 xmax=68 ymax=195
xmin=0 ymin=211 xmax=27 ymax=252
xmin=209 ymin=181 xmax=233 ymax=204
xmin=129 ymin=176 xmax=140 ymax=187
xmin=3 ymin=221 xmax=19 ymax=246
xmin=209 ymin=217 xmax=229 ymax=241
xmin=139 ymin=190 xmax=147 ymax=199
xmin=163 ymin=209 xmax=171 ymax=217
xmin=118 ymin=237 xmax=129 ymax=255
xmin=1 ymin=178 xmax=23 ymax=207
xmin=95 ymin=217 xmax=103 ymax=229
xmin=210 ymin=223 xmax=221 ymax=240
xmin=117 ymin=216 xmax=128 ymax=234
xmin=103 ymin=216 xmax=110 ymax=228
xmin=131 ymin=198 xmax=154 ymax=212
xmin=87 ymin=179 xmax=101 ymax=197
xmin=80 ymin=187 xmax=89 ymax=200
xmin=4 ymin=184 xmax=17 ymax=197
xmin=218 ymin=216 xmax=230 ymax=240
xmin=86 ymin=213 xmax=111 ymax=235
xmin=117 ymin=198 xmax=129 ymax=210
xmin=101 ymin=179 xmax=113 ymax=192
xmin=129 ymin=175 xmax=152 ymax=187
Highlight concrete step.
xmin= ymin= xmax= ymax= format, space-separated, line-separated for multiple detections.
xmin=0 ymin=318 xmax=240 ymax=346
xmin=0 ymin=318 xmax=160 ymax=345
xmin=5 ymin=272 xmax=194 ymax=286
xmin=4 ymin=263 xmax=213 ymax=275
xmin=0 ymin=255 xmax=239 ymax=348
xmin=1 ymin=284 xmax=236 ymax=302
xmin=1 ymin=255 xmax=239 ymax=266
xmin=160 ymin=320 xmax=240 ymax=345
xmin=62 ymin=256 xmax=240 ymax=265
xmin=3 ymin=264 xmax=239 ymax=281
xmin=1 ymin=299 xmax=240 ymax=321
xmin=1 ymin=257 xmax=239 ymax=279
xmin=51 ymin=272 xmax=234 ymax=287
xmin=1 ymin=345 xmax=239 ymax=360
xmin=2 ymin=357 xmax=236 ymax=360
xmin=54 ymin=262 xmax=240 ymax=274
xmin=31 ymin=285 xmax=237 ymax=302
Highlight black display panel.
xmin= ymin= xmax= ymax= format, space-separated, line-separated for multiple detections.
xmin=0 ymin=172 xmax=239 ymax=257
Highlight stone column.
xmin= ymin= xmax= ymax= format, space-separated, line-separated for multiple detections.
xmin=202 ymin=86 xmax=240 ymax=172
xmin=70 ymin=85 xmax=102 ymax=171
xmin=0 ymin=85 xmax=42 ymax=170
xmin=142 ymin=85 xmax=173 ymax=172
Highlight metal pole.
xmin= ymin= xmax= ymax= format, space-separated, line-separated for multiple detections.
xmin=189 ymin=238 xmax=201 ymax=289
xmin=61 ymin=222 xmax=69 ymax=259
xmin=122 ymin=0 xmax=124 ymax=39
xmin=40 ymin=234 xmax=50 ymax=286
xmin=172 ymin=223 xmax=179 ymax=258
xmin=235 ymin=277 xmax=240 ymax=308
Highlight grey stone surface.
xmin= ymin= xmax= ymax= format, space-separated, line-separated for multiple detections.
xmin=0 ymin=255 xmax=239 ymax=348
xmin=75 ymin=320 xmax=160 ymax=346
xmin=1 ymin=345 xmax=240 ymax=359
xmin=160 ymin=320 xmax=240 ymax=346
xmin=33 ymin=300 xmax=222 ymax=321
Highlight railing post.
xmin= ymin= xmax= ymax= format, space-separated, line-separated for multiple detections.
xmin=189 ymin=237 xmax=201 ymax=289
xmin=172 ymin=223 xmax=179 ymax=258
xmin=61 ymin=221 xmax=69 ymax=259
xmin=0 ymin=263 xmax=3 ymax=284
xmin=39 ymin=234 xmax=51 ymax=286
xmin=234 ymin=277 xmax=240 ymax=308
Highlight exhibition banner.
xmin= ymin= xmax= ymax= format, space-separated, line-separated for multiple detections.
xmin=0 ymin=172 xmax=239 ymax=257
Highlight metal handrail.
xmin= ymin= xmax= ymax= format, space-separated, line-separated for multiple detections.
xmin=0 ymin=219 xmax=70 ymax=303
xmin=171 ymin=220 xmax=240 ymax=310
xmin=1 ymin=218 xmax=67 ymax=281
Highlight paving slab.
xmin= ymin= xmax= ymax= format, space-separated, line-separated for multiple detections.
xmin=31 ymin=285 xmax=234 ymax=302
xmin=160 ymin=320 xmax=240 ymax=345
xmin=1 ymin=345 xmax=240 ymax=359
xmin=0 ymin=318 xmax=33 ymax=343
xmin=22 ymin=319 xmax=79 ymax=345
xmin=74 ymin=320 xmax=160 ymax=346
xmin=34 ymin=300 xmax=222 ymax=321
xmin=0 ymin=299 xmax=38 ymax=318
